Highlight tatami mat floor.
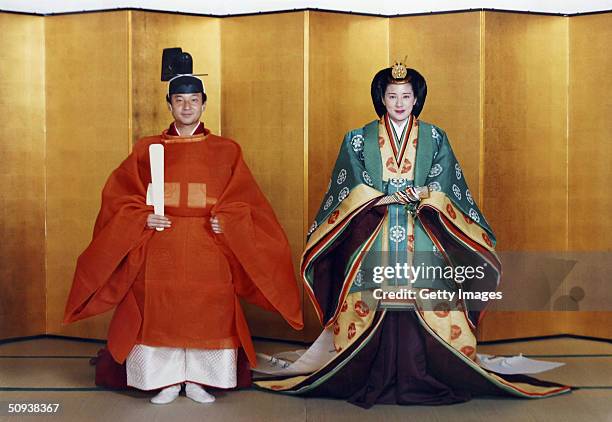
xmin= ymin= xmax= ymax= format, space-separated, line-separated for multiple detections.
xmin=0 ymin=337 xmax=610 ymax=422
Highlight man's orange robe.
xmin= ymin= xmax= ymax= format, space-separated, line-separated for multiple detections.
xmin=64 ymin=128 xmax=303 ymax=367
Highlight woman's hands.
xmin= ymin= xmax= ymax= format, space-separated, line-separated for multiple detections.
xmin=375 ymin=186 xmax=430 ymax=206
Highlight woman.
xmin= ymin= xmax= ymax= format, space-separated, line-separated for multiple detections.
xmin=255 ymin=63 xmax=570 ymax=407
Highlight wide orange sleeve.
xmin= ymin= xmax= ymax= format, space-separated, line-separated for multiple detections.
xmin=64 ymin=145 xmax=154 ymax=324
xmin=212 ymin=146 xmax=304 ymax=332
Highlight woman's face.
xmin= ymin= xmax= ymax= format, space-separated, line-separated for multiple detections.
xmin=382 ymin=83 xmax=416 ymax=123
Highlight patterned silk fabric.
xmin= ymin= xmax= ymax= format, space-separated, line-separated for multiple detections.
xmin=126 ymin=344 xmax=237 ymax=390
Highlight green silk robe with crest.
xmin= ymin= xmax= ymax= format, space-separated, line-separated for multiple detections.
xmin=255 ymin=118 xmax=570 ymax=406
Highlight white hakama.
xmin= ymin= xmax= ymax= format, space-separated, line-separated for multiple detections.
xmin=126 ymin=344 xmax=237 ymax=390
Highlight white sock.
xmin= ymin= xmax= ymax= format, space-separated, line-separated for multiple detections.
xmin=185 ymin=382 xmax=216 ymax=403
xmin=150 ymin=384 xmax=181 ymax=405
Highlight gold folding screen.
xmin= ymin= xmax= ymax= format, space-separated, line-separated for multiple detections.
xmin=1 ymin=9 xmax=610 ymax=342
xmin=477 ymin=13 xmax=570 ymax=340
xmin=306 ymin=11 xmax=389 ymax=338
xmin=566 ymin=13 xmax=612 ymax=339
xmin=221 ymin=12 xmax=306 ymax=340
xmin=0 ymin=13 xmax=46 ymax=339
xmin=390 ymin=13 xmax=483 ymax=203
xmin=569 ymin=13 xmax=612 ymax=253
xmin=45 ymin=12 xmax=131 ymax=338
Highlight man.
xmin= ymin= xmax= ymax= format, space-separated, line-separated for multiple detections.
xmin=64 ymin=49 xmax=303 ymax=404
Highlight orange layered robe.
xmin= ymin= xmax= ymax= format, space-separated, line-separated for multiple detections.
xmin=64 ymin=128 xmax=303 ymax=368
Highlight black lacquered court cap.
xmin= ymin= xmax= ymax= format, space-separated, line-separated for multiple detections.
xmin=161 ymin=47 xmax=206 ymax=96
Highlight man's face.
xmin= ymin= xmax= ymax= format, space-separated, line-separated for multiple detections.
xmin=168 ymin=93 xmax=205 ymax=126
xmin=382 ymin=83 xmax=416 ymax=123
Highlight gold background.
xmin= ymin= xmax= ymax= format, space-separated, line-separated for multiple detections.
xmin=565 ymin=13 xmax=612 ymax=339
xmin=0 ymin=10 xmax=610 ymax=342
xmin=390 ymin=13 xmax=483 ymax=203
xmin=221 ymin=13 xmax=306 ymax=341
xmin=0 ymin=13 xmax=46 ymax=338
xmin=306 ymin=11 xmax=388 ymax=339
xmin=477 ymin=13 xmax=570 ymax=340
xmin=569 ymin=13 xmax=612 ymax=252
xmin=44 ymin=12 xmax=131 ymax=338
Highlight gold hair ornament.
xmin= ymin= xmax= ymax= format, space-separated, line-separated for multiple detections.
xmin=391 ymin=57 xmax=408 ymax=80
